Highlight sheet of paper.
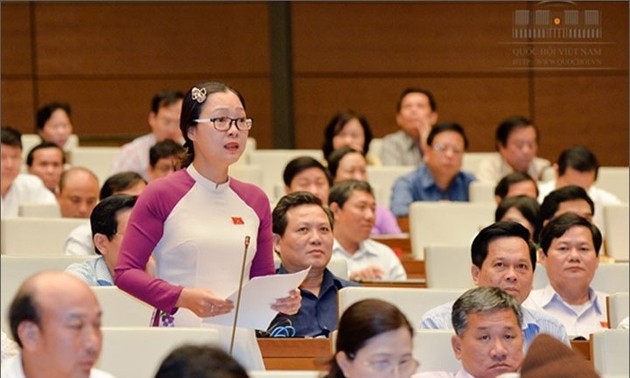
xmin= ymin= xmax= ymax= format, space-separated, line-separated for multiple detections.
xmin=202 ymin=267 xmax=310 ymax=330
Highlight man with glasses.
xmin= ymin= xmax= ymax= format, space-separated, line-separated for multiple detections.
xmin=111 ymin=90 xmax=184 ymax=181
xmin=390 ymin=122 xmax=475 ymax=216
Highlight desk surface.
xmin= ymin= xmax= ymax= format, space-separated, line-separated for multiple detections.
xmin=358 ymin=278 xmax=427 ymax=288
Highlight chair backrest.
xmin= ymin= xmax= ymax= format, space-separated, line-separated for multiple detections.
xmin=90 ymin=286 xmax=154 ymax=327
xmin=408 ymin=202 xmax=494 ymax=259
xmin=327 ymin=256 xmax=349 ymax=280
xmin=533 ymin=263 xmax=629 ymax=294
xmin=97 ymin=327 xmax=221 ymax=378
xmin=248 ymin=149 xmax=323 ymax=202
xmin=604 ymin=203 xmax=629 ymax=261
xmin=249 ymin=371 xmax=321 ymax=378
xmin=425 ymin=245 xmax=474 ymax=289
xmin=597 ymin=167 xmax=629 ymax=203
xmin=71 ymin=146 xmax=121 ymax=186
xmin=0 ymin=255 xmax=96 ymax=332
xmin=414 ymin=329 xmax=460 ymax=373
xmin=606 ymin=292 xmax=629 ymax=329
xmin=18 ymin=202 xmax=62 ymax=218
xmin=337 ymin=286 xmax=465 ymax=327
xmin=366 ymin=165 xmax=415 ymax=208
xmin=590 ymin=329 xmax=629 ymax=376
xmin=468 ymin=180 xmax=496 ymax=203
xmin=461 ymin=152 xmax=496 ymax=174
xmin=230 ymin=164 xmax=264 ymax=188
xmin=1 ymin=217 xmax=88 ymax=256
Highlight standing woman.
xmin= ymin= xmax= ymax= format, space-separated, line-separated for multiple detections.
xmin=115 ymin=82 xmax=300 ymax=370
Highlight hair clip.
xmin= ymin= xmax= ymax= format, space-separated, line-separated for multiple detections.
xmin=191 ymin=87 xmax=207 ymax=104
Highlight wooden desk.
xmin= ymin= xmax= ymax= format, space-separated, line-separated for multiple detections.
xmin=571 ymin=338 xmax=592 ymax=364
xmin=258 ymin=337 xmax=332 ymax=371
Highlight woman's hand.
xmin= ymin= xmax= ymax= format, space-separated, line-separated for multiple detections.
xmin=271 ymin=288 xmax=301 ymax=315
xmin=176 ymin=287 xmax=234 ymax=318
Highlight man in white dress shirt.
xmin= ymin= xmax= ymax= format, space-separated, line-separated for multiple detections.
xmin=537 ymin=145 xmax=621 ymax=233
xmin=329 ymin=180 xmax=407 ymax=281
xmin=1 ymin=127 xmax=57 ymax=219
xmin=523 ymin=213 xmax=607 ymax=338
xmin=1 ymin=271 xmax=115 ymax=377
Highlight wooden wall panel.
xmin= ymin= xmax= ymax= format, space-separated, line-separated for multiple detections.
xmin=33 ymin=2 xmax=270 ymax=76
xmin=293 ymin=76 xmax=530 ymax=154
xmin=0 ymin=80 xmax=35 ymax=131
xmin=533 ymin=74 xmax=629 ymax=166
xmin=1 ymin=3 xmax=32 ymax=76
xmin=292 ymin=2 xmax=528 ymax=73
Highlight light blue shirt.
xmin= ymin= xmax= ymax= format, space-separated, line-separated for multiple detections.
xmin=390 ymin=165 xmax=475 ymax=216
xmin=419 ymin=300 xmax=570 ymax=351
xmin=65 ymin=256 xmax=114 ymax=286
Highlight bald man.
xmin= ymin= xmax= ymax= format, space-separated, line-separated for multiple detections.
xmin=2 ymin=271 xmax=115 ymax=378
xmin=58 ymin=167 xmax=100 ymax=218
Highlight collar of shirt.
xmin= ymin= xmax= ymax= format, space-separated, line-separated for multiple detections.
xmin=94 ymin=257 xmax=114 ymax=286
xmin=332 ymin=239 xmax=378 ymax=259
xmin=540 ymin=284 xmax=603 ymax=314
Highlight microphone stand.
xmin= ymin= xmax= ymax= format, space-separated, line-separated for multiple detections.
xmin=229 ymin=235 xmax=250 ymax=356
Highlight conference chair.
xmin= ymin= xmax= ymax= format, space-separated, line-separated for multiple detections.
xmin=424 ymin=245 xmax=474 ymax=289
xmin=90 ymin=286 xmax=154 ymax=327
xmin=248 ymin=149 xmax=323 ymax=202
xmin=590 ymin=329 xmax=629 ymax=377
xmin=414 ymin=329 xmax=460 ymax=373
xmin=230 ymin=164 xmax=264 ymax=188
xmin=0 ymin=255 xmax=97 ymax=333
xmin=366 ymin=165 xmax=415 ymax=208
xmin=18 ymin=202 xmax=62 ymax=218
xmin=337 ymin=286 xmax=465 ymax=327
xmin=98 ymin=327 xmax=221 ymax=378
xmin=468 ymin=180 xmax=495 ymax=203
xmin=603 ymin=203 xmax=629 ymax=261
xmin=461 ymin=152 xmax=496 ymax=174
xmin=606 ymin=292 xmax=629 ymax=329
xmin=408 ymin=202 xmax=494 ymax=260
xmin=71 ymin=146 xmax=121 ymax=185
xmin=597 ymin=167 xmax=629 ymax=203
xmin=1 ymin=217 xmax=88 ymax=256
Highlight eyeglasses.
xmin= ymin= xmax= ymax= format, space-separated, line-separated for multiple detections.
xmin=432 ymin=143 xmax=463 ymax=155
xmin=358 ymin=357 xmax=420 ymax=377
xmin=194 ymin=116 xmax=253 ymax=131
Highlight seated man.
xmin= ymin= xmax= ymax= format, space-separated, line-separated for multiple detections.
xmin=1 ymin=126 xmax=57 ymax=218
xmin=26 ymin=141 xmax=66 ymax=194
xmin=415 ymin=287 xmax=524 ymax=378
xmin=390 ymin=122 xmax=475 ymax=216
xmin=283 ymin=156 xmax=332 ymax=205
xmin=269 ymin=191 xmax=357 ymax=338
xmin=65 ymin=194 xmax=137 ymax=286
xmin=111 ymin=90 xmax=184 ymax=181
xmin=524 ymin=213 xmax=607 ymax=338
xmin=329 ymin=180 xmax=407 ymax=281
xmin=494 ymin=171 xmax=539 ymax=204
xmin=536 ymin=185 xmax=595 ymax=243
xmin=148 ymin=139 xmax=186 ymax=181
xmin=64 ymin=171 xmax=147 ymax=256
xmin=476 ymin=116 xmax=550 ymax=184
xmin=380 ymin=87 xmax=438 ymax=166
xmin=420 ymin=221 xmax=569 ymax=351
xmin=538 ymin=146 xmax=620 ymax=232
xmin=57 ymin=166 xmax=100 ymax=218
xmin=1 ymin=271 xmax=115 ymax=377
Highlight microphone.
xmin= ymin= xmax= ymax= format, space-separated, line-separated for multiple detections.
xmin=229 ymin=235 xmax=250 ymax=356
